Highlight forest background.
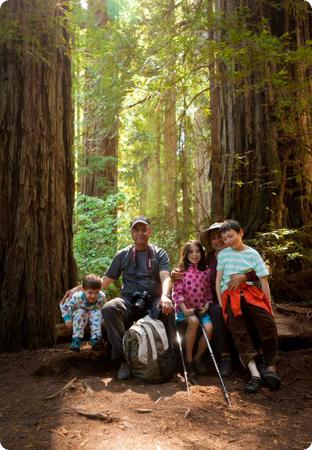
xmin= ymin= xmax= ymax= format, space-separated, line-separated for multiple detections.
xmin=0 ymin=0 xmax=311 ymax=351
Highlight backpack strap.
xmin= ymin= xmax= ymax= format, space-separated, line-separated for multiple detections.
xmin=140 ymin=322 xmax=158 ymax=361
xmin=130 ymin=323 xmax=150 ymax=365
xmin=140 ymin=316 xmax=169 ymax=351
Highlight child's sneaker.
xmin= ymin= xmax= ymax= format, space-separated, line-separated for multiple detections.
xmin=219 ymin=356 xmax=234 ymax=377
xmin=70 ymin=337 xmax=81 ymax=352
xmin=90 ymin=338 xmax=102 ymax=351
xmin=186 ymin=361 xmax=198 ymax=385
xmin=244 ymin=376 xmax=262 ymax=394
xmin=193 ymin=358 xmax=207 ymax=375
xmin=256 ymin=356 xmax=281 ymax=390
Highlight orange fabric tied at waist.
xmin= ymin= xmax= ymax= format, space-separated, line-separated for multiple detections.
xmin=221 ymin=283 xmax=273 ymax=323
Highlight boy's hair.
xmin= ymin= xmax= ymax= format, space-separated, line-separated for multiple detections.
xmin=220 ymin=219 xmax=242 ymax=234
xmin=82 ymin=274 xmax=102 ymax=290
xmin=178 ymin=240 xmax=206 ymax=271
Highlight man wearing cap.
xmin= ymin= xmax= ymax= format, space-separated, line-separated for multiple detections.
xmin=100 ymin=216 xmax=174 ymax=379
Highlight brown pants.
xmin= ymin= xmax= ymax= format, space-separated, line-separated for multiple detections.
xmin=226 ymin=296 xmax=279 ymax=367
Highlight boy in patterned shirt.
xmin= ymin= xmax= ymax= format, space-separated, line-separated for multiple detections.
xmin=216 ymin=220 xmax=281 ymax=394
xmin=60 ymin=274 xmax=106 ymax=351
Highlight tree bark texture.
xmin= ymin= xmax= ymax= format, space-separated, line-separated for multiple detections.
xmin=81 ymin=126 xmax=118 ymax=197
xmin=180 ymin=120 xmax=192 ymax=239
xmin=193 ymin=110 xmax=211 ymax=232
xmin=146 ymin=113 xmax=163 ymax=219
xmin=0 ymin=0 xmax=77 ymax=350
xmin=163 ymin=87 xmax=178 ymax=229
xmin=210 ymin=0 xmax=312 ymax=234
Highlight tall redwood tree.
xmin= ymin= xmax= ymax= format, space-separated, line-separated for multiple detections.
xmin=0 ymin=0 xmax=77 ymax=350
xmin=210 ymin=0 xmax=312 ymax=234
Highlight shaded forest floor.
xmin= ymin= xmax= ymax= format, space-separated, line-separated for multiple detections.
xmin=0 ymin=343 xmax=311 ymax=450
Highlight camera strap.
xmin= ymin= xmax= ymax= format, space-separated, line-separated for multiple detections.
xmin=131 ymin=244 xmax=153 ymax=272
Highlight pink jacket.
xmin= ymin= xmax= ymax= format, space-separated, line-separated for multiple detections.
xmin=173 ymin=265 xmax=212 ymax=312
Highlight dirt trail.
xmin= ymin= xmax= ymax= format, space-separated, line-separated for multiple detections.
xmin=0 ymin=346 xmax=311 ymax=450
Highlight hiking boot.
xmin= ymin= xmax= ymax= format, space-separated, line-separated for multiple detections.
xmin=244 ymin=376 xmax=262 ymax=394
xmin=186 ymin=361 xmax=198 ymax=385
xmin=90 ymin=338 xmax=102 ymax=351
xmin=219 ymin=356 xmax=234 ymax=377
xmin=70 ymin=337 xmax=82 ymax=352
xmin=117 ymin=361 xmax=132 ymax=380
xmin=256 ymin=357 xmax=281 ymax=390
xmin=193 ymin=358 xmax=207 ymax=375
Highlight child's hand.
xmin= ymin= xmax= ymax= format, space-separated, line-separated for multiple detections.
xmin=198 ymin=305 xmax=208 ymax=315
xmin=65 ymin=320 xmax=72 ymax=330
xmin=185 ymin=308 xmax=195 ymax=317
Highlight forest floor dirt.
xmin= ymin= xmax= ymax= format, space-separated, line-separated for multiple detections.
xmin=0 ymin=343 xmax=311 ymax=450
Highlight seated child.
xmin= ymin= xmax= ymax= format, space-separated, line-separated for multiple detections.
xmin=173 ymin=240 xmax=213 ymax=384
xmin=216 ymin=220 xmax=281 ymax=394
xmin=60 ymin=274 xmax=106 ymax=351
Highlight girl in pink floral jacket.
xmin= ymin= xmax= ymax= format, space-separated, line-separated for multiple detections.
xmin=173 ymin=240 xmax=213 ymax=382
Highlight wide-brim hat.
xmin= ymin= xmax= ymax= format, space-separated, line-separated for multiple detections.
xmin=199 ymin=222 xmax=224 ymax=252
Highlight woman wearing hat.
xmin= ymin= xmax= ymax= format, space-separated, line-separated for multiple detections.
xmin=172 ymin=221 xmax=257 ymax=376
xmin=199 ymin=222 xmax=258 ymax=376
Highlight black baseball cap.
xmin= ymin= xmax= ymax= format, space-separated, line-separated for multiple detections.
xmin=130 ymin=215 xmax=151 ymax=229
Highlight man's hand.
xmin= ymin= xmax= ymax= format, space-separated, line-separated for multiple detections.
xmin=227 ymin=273 xmax=247 ymax=290
xmin=160 ymin=294 xmax=173 ymax=315
xmin=60 ymin=289 xmax=74 ymax=304
xmin=65 ymin=320 xmax=73 ymax=330
xmin=60 ymin=285 xmax=81 ymax=304
xmin=171 ymin=268 xmax=183 ymax=282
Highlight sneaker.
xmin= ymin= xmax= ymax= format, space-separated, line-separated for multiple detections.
xmin=117 ymin=361 xmax=132 ymax=380
xmin=244 ymin=376 xmax=262 ymax=394
xmin=219 ymin=356 xmax=234 ymax=377
xmin=90 ymin=338 xmax=102 ymax=351
xmin=70 ymin=337 xmax=82 ymax=352
xmin=193 ymin=358 xmax=207 ymax=375
xmin=256 ymin=357 xmax=281 ymax=390
xmin=186 ymin=361 xmax=198 ymax=385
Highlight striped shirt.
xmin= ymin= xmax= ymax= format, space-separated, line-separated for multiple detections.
xmin=217 ymin=246 xmax=269 ymax=293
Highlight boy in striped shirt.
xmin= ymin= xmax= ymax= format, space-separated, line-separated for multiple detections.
xmin=216 ymin=220 xmax=281 ymax=394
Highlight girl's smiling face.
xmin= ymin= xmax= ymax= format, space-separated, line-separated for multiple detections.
xmin=187 ymin=243 xmax=202 ymax=265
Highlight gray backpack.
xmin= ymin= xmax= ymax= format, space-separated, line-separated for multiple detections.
xmin=123 ymin=315 xmax=175 ymax=383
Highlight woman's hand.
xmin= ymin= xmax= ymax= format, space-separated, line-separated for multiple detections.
xmin=227 ymin=273 xmax=247 ymax=290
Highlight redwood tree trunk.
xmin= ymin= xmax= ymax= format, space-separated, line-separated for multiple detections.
xmin=210 ymin=0 xmax=312 ymax=234
xmin=0 ymin=0 xmax=77 ymax=350
xmin=163 ymin=87 xmax=178 ymax=228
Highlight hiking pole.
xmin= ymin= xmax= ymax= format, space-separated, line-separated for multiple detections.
xmin=194 ymin=311 xmax=231 ymax=407
xmin=176 ymin=329 xmax=191 ymax=396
